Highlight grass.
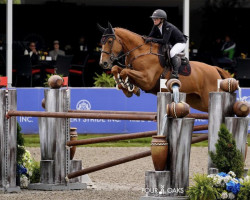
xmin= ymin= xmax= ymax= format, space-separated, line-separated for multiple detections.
xmin=23 ymin=134 xmax=152 ymax=147
xmin=23 ymin=134 xmax=250 ymax=148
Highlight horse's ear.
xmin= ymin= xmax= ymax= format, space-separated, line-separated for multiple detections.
xmin=108 ymin=22 xmax=115 ymax=34
xmin=97 ymin=23 xmax=105 ymax=33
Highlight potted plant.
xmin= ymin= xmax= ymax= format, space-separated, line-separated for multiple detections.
xmin=93 ymin=72 xmax=116 ymax=87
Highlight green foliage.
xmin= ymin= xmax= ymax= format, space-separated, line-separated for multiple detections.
xmin=187 ymin=174 xmax=219 ymax=200
xmin=17 ymin=122 xmax=25 ymax=163
xmin=237 ymin=178 xmax=250 ymax=200
xmin=23 ymin=134 xmax=152 ymax=147
xmin=93 ymin=72 xmax=115 ymax=87
xmin=0 ymin=0 xmax=21 ymax=4
xmin=17 ymin=122 xmax=24 ymax=146
xmin=209 ymin=124 xmax=244 ymax=177
xmin=29 ymin=161 xmax=40 ymax=183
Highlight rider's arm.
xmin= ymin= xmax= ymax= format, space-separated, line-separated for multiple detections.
xmin=148 ymin=26 xmax=157 ymax=37
xmin=150 ymin=27 xmax=172 ymax=44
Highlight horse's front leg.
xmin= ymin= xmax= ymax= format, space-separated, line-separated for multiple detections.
xmin=111 ymin=65 xmax=125 ymax=89
xmin=119 ymin=69 xmax=148 ymax=96
xmin=111 ymin=65 xmax=133 ymax=97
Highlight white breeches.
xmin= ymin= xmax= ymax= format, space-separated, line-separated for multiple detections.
xmin=170 ymin=43 xmax=186 ymax=58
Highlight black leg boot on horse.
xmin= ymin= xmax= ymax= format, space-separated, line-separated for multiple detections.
xmin=170 ymin=55 xmax=181 ymax=79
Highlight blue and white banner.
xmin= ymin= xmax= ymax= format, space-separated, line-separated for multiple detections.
xmin=16 ymin=88 xmax=250 ymax=134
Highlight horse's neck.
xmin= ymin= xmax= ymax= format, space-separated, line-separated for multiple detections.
xmin=115 ymin=28 xmax=143 ymax=53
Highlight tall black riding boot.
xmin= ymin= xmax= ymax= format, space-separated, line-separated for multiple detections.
xmin=170 ymin=55 xmax=181 ymax=79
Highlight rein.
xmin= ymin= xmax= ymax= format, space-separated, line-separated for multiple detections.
xmin=101 ymin=34 xmax=164 ymax=68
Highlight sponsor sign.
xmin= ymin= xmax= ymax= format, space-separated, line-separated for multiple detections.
xmin=16 ymin=88 xmax=250 ymax=134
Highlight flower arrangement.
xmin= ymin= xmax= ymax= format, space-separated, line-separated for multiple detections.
xmin=16 ymin=122 xmax=40 ymax=188
xmin=17 ymin=148 xmax=40 ymax=188
xmin=208 ymin=171 xmax=241 ymax=199
xmin=187 ymin=124 xmax=249 ymax=200
xmin=187 ymin=171 xmax=250 ymax=200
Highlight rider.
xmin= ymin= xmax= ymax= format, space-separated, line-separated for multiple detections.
xmin=145 ymin=9 xmax=187 ymax=79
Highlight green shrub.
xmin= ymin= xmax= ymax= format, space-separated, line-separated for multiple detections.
xmin=30 ymin=161 xmax=40 ymax=183
xmin=17 ymin=122 xmax=25 ymax=164
xmin=209 ymin=124 xmax=244 ymax=177
xmin=187 ymin=174 xmax=219 ymax=200
xmin=93 ymin=72 xmax=115 ymax=87
xmin=237 ymin=177 xmax=250 ymax=200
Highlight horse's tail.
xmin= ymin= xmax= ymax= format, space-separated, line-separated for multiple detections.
xmin=215 ymin=67 xmax=232 ymax=79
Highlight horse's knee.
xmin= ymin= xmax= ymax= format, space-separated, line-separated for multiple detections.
xmin=111 ymin=65 xmax=119 ymax=74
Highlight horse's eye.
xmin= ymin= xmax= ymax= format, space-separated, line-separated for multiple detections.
xmin=108 ymin=40 xmax=112 ymax=44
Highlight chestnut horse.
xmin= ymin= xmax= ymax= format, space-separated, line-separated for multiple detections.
xmin=98 ymin=23 xmax=231 ymax=112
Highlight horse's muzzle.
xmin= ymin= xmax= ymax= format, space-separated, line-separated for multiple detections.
xmin=99 ymin=61 xmax=112 ymax=69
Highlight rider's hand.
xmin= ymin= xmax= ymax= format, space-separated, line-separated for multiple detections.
xmin=145 ymin=38 xmax=153 ymax=43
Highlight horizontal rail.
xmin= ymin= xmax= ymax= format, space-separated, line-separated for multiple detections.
xmin=186 ymin=113 xmax=208 ymax=119
xmin=6 ymin=110 xmax=156 ymax=121
xmin=67 ymin=130 xmax=157 ymax=146
xmin=7 ymin=110 xmax=208 ymax=121
xmin=191 ymin=134 xmax=208 ymax=144
xmin=68 ymin=110 xmax=156 ymax=115
xmin=66 ymin=133 xmax=208 ymax=179
xmin=66 ymin=150 xmax=151 ymax=179
xmin=69 ymin=110 xmax=209 ymax=119
xmin=67 ymin=124 xmax=208 ymax=146
xmin=193 ymin=124 xmax=208 ymax=131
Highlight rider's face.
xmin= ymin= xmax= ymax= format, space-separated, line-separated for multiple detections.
xmin=152 ymin=18 xmax=161 ymax=26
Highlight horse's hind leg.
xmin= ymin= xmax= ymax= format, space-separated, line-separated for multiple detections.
xmin=186 ymin=93 xmax=208 ymax=113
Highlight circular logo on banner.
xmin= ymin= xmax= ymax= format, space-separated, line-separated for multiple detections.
xmin=76 ymin=99 xmax=91 ymax=110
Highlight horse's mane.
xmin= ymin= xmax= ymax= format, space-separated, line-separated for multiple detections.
xmin=114 ymin=27 xmax=142 ymax=39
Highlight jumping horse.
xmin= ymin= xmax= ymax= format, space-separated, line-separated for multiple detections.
xmin=98 ymin=23 xmax=231 ymax=112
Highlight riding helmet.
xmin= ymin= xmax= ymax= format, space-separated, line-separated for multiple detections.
xmin=150 ymin=9 xmax=167 ymax=20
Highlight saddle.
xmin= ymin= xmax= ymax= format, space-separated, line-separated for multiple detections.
xmin=158 ymin=44 xmax=191 ymax=76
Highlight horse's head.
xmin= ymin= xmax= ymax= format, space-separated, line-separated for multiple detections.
xmin=98 ymin=23 xmax=123 ymax=69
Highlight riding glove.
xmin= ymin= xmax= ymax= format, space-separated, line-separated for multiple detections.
xmin=145 ymin=38 xmax=153 ymax=43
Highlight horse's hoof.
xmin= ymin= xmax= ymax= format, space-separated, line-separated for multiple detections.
xmin=134 ymin=87 xmax=141 ymax=96
xmin=125 ymin=92 xmax=133 ymax=98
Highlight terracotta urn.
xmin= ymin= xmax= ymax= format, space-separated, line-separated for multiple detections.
xmin=233 ymin=101 xmax=250 ymax=117
xmin=220 ymin=78 xmax=239 ymax=93
xmin=166 ymin=79 xmax=182 ymax=92
xmin=70 ymin=127 xmax=78 ymax=160
xmin=48 ymin=75 xmax=63 ymax=89
xmin=151 ymin=135 xmax=168 ymax=171
xmin=41 ymin=98 xmax=46 ymax=109
xmin=166 ymin=101 xmax=190 ymax=118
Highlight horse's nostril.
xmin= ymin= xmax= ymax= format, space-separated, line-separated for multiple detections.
xmin=103 ymin=62 xmax=108 ymax=66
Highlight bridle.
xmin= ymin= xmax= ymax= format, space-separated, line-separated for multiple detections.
xmin=100 ymin=34 xmax=118 ymax=63
xmin=100 ymin=33 xmax=164 ymax=69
